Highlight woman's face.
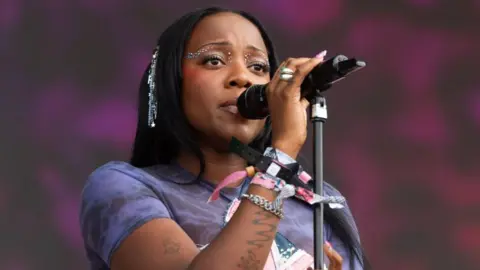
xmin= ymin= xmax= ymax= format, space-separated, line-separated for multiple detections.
xmin=182 ymin=12 xmax=271 ymax=151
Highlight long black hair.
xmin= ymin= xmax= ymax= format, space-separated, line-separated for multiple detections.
xmin=130 ymin=7 xmax=369 ymax=269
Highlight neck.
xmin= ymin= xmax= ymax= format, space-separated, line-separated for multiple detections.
xmin=176 ymin=146 xmax=247 ymax=186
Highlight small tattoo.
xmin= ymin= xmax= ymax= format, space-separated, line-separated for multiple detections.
xmin=162 ymin=238 xmax=180 ymax=254
xmin=238 ymin=250 xmax=261 ymax=270
xmin=247 ymin=210 xmax=276 ymax=248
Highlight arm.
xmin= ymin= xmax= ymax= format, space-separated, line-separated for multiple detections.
xmin=81 ymin=166 xmax=281 ymax=270
xmin=112 ymin=185 xmax=279 ymax=270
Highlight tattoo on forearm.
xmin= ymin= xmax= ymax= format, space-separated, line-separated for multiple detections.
xmin=246 ymin=210 xmax=276 ymax=249
xmin=238 ymin=250 xmax=261 ymax=270
xmin=237 ymin=207 xmax=277 ymax=269
xmin=162 ymin=238 xmax=180 ymax=254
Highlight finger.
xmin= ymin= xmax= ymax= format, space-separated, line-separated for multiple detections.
xmin=301 ymin=98 xmax=310 ymax=127
xmin=300 ymin=98 xmax=310 ymax=109
xmin=268 ymin=57 xmax=315 ymax=96
xmin=290 ymin=55 xmax=325 ymax=88
xmin=283 ymin=57 xmax=312 ymax=70
xmin=274 ymin=58 xmax=311 ymax=84
xmin=324 ymin=243 xmax=343 ymax=270
xmin=273 ymin=58 xmax=311 ymax=79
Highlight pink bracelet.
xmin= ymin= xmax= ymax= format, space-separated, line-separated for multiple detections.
xmin=207 ymin=166 xmax=343 ymax=208
xmin=208 ymin=167 xmax=256 ymax=202
xmin=208 ymin=170 xmax=283 ymax=203
xmin=250 ymin=172 xmax=286 ymax=192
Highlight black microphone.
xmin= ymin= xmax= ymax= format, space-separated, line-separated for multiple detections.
xmin=237 ymin=54 xmax=366 ymax=119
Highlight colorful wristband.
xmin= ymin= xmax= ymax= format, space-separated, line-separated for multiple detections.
xmin=250 ymin=172 xmax=286 ymax=192
xmin=207 ymin=166 xmax=256 ymax=202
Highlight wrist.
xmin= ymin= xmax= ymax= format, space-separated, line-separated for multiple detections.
xmin=247 ymin=184 xmax=277 ymax=200
xmin=271 ymin=141 xmax=301 ymax=159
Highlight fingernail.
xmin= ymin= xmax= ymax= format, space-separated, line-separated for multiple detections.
xmin=326 ymin=241 xmax=333 ymax=251
xmin=315 ymin=50 xmax=327 ymax=58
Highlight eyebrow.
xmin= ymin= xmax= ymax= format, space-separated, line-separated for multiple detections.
xmin=194 ymin=41 xmax=268 ymax=55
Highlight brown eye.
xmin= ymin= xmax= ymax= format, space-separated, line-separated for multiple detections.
xmin=202 ymin=55 xmax=225 ymax=67
xmin=249 ymin=62 xmax=270 ymax=73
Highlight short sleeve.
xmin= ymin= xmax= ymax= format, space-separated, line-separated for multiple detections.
xmin=79 ymin=163 xmax=172 ymax=266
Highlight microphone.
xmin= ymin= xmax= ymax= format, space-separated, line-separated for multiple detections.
xmin=237 ymin=54 xmax=366 ymax=119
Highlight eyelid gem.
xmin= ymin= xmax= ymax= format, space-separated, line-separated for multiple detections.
xmin=185 ymin=46 xmax=233 ymax=60
xmin=186 ymin=49 xmax=207 ymax=59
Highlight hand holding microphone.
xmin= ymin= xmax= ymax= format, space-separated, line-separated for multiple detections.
xmin=237 ymin=53 xmax=366 ymax=118
xmin=238 ymin=51 xmax=366 ymax=158
xmin=265 ymin=51 xmax=328 ymax=158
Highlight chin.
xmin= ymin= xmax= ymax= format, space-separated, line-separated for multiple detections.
xmin=218 ymin=126 xmax=259 ymax=144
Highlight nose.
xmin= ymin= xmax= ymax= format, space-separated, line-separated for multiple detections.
xmin=226 ymin=63 xmax=253 ymax=90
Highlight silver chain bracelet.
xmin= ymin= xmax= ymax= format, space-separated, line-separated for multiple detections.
xmin=241 ymin=193 xmax=284 ymax=219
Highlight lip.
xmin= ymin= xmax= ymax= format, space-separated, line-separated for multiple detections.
xmin=220 ymin=98 xmax=238 ymax=107
xmin=220 ymin=105 xmax=239 ymax=114
xmin=219 ymin=97 xmax=240 ymax=115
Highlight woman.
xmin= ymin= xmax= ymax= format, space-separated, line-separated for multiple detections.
xmin=80 ymin=7 xmax=369 ymax=270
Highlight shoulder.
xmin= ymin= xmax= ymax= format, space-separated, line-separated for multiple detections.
xmin=81 ymin=162 xmax=149 ymax=203
xmin=80 ymin=161 xmax=176 ymax=264
xmin=85 ymin=161 xmax=151 ymax=186
xmin=323 ymin=181 xmax=353 ymax=214
xmin=323 ymin=181 xmax=343 ymax=197
xmin=80 ymin=161 xmax=178 ymax=228
xmin=82 ymin=160 xmax=179 ymax=198
xmin=323 ymin=181 xmax=360 ymax=234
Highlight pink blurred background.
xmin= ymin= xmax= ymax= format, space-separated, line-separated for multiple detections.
xmin=1 ymin=1 xmax=479 ymax=269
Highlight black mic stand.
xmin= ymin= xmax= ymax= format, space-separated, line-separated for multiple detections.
xmin=310 ymin=93 xmax=328 ymax=270
xmin=236 ymin=54 xmax=366 ymax=270
xmin=305 ymin=56 xmax=366 ymax=270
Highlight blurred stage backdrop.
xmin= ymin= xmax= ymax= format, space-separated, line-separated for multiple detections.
xmin=1 ymin=0 xmax=479 ymax=269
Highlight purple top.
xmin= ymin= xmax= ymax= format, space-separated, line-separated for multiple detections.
xmin=80 ymin=161 xmax=363 ymax=269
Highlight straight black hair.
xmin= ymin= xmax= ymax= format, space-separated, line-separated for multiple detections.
xmin=130 ymin=6 xmax=369 ymax=269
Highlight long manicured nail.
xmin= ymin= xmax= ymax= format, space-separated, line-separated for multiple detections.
xmin=325 ymin=241 xmax=333 ymax=251
xmin=315 ymin=50 xmax=327 ymax=58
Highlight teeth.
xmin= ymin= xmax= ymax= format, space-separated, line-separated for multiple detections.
xmin=222 ymin=105 xmax=238 ymax=114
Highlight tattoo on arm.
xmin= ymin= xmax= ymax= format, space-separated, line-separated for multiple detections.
xmin=238 ymin=210 xmax=277 ymax=269
xmin=246 ymin=210 xmax=276 ymax=249
xmin=238 ymin=250 xmax=261 ymax=270
xmin=162 ymin=238 xmax=180 ymax=255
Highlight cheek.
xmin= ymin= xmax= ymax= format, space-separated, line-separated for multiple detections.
xmin=182 ymin=67 xmax=215 ymax=104
xmin=182 ymin=66 xmax=218 ymax=122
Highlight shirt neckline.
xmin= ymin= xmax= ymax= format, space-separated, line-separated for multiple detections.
xmin=150 ymin=162 xmax=248 ymax=201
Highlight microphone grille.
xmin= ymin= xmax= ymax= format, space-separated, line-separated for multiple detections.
xmin=237 ymin=84 xmax=269 ymax=119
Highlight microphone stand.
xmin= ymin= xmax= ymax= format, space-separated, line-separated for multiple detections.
xmin=310 ymin=93 xmax=328 ymax=270
xmin=236 ymin=54 xmax=366 ymax=270
xmin=305 ymin=56 xmax=366 ymax=270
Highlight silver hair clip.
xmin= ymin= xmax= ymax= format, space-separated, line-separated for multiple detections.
xmin=147 ymin=46 xmax=159 ymax=128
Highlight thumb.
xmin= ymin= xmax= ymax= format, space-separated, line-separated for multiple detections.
xmin=300 ymin=98 xmax=310 ymax=109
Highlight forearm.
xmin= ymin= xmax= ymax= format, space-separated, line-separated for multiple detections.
xmin=187 ymin=185 xmax=279 ymax=270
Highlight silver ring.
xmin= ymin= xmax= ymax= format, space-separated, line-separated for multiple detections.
xmin=279 ymin=73 xmax=294 ymax=81
xmin=279 ymin=67 xmax=294 ymax=74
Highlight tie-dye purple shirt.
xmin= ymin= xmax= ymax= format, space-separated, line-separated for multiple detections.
xmin=80 ymin=161 xmax=363 ymax=269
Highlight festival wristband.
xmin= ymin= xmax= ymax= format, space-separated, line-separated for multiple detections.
xmin=250 ymin=172 xmax=286 ymax=192
xmin=208 ymin=170 xmax=282 ymax=203
xmin=241 ymin=184 xmax=296 ymax=219
xmin=229 ymin=137 xmax=312 ymax=188
xmin=207 ymin=166 xmax=256 ymax=202
xmin=264 ymin=147 xmax=312 ymax=184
